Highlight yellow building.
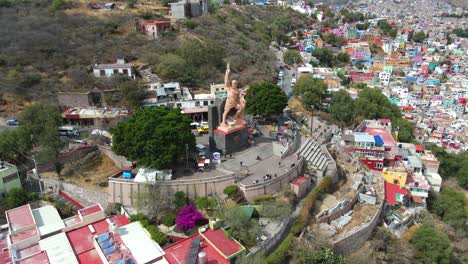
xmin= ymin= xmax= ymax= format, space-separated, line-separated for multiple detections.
xmin=382 ymin=167 xmax=408 ymax=187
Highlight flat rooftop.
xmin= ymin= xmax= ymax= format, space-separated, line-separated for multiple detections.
xmin=39 ymin=233 xmax=78 ymax=264
xmin=32 ymin=205 xmax=66 ymax=237
xmin=365 ymin=127 xmax=396 ymax=147
xmin=79 ymin=204 xmax=102 ymax=217
xmin=6 ymin=204 xmax=35 ymax=231
xmin=119 ymin=222 xmax=166 ymax=264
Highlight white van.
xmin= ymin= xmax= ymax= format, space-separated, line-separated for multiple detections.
xmin=59 ymin=126 xmax=79 ymax=137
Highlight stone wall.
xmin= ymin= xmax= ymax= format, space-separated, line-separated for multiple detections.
xmin=239 ymin=158 xmax=304 ymax=201
xmin=43 ymin=178 xmax=109 ymax=209
xmin=316 ymin=189 xmax=361 ymax=224
xmin=98 ymin=145 xmax=132 ymax=169
xmin=37 ymin=145 xmax=97 ymax=173
xmin=331 ymin=202 xmax=383 ymax=254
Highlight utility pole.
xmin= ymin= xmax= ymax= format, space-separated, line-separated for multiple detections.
xmin=31 ymin=156 xmax=43 ymax=195
xmin=185 ymin=144 xmax=189 ymax=168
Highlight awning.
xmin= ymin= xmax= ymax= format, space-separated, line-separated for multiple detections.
xmin=414 ymin=144 xmax=424 ymax=152
xmin=374 ymin=135 xmax=384 ymax=146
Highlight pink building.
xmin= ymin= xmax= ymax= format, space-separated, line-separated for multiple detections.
xmin=140 ymin=20 xmax=171 ymax=38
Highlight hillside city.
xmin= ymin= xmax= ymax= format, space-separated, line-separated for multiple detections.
xmin=0 ymin=0 xmax=467 ymax=264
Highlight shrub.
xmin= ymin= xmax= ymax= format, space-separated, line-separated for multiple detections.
xmin=223 ymin=185 xmax=239 ymax=198
xmin=195 ymin=197 xmax=217 ymax=210
xmin=114 ymin=203 xmax=122 ymax=213
xmin=174 ymin=191 xmax=188 ymax=209
xmin=6 ymin=188 xmax=30 ymax=208
xmin=266 ymin=233 xmax=293 ymax=264
xmin=176 ymin=205 xmax=203 ymax=230
xmin=145 ymin=225 xmax=168 ymax=245
xmin=253 ymin=194 xmax=274 ymax=203
xmin=130 ymin=213 xmax=148 ymax=222
xmin=411 ymin=224 xmax=452 ymax=264
xmin=162 ymin=213 xmax=176 ymax=227
xmin=50 ymin=0 xmax=65 ymax=12
xmin=139 ymin=219 xmax=150 ymax=228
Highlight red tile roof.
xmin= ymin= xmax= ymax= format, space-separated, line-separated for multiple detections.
xmin=292 ymin=176 xmax=307 ymax=186
xmin=79 ymin=204 xmax=102 ymax=216
xmin=414 ymin=144 xmax=424 ymax=152
xmin=384 ymin=181 xmax=407 ymax=206
xmin=201 ymin=229 xmax=243 ymax=258
xmin=76 ymin=249 xmax=102 ymax=264
xmin=164 ymin=233 xmax=228 ymax=264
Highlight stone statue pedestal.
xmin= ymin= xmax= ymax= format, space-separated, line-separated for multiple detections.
xmin=213 ymin=125 xmax=249 ymax=155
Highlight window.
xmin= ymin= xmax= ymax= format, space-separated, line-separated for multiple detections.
xmin=3 ymin=173 xmax=18 ymax=184
xmin=99 ymin=70 xmax=105 ymax=76
xmin=195 ymin=101 xmax=200 ymax=107
xmin=203 ymin=101 xmax=208 ymax=106
xmin=375 ymin=162 xmax=383 ymax=169
xmin=176 ymin=103 xmax=182 ymax=108
xmin=123 ymin=69 xmax=128 ymax=75
xmin=113 ymin=69 xmax=118 ymax=74
xmin=210 ymin=100 xmax=214 ymax=104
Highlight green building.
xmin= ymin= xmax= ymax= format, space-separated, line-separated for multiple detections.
xmin=0 ymin=162 xmax=22 ymax=197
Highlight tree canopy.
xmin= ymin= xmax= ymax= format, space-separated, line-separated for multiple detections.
xmin=218 ymin=205 xmax=260 ymax=246
xmin=18 ymin=103 xmax=63 ymax=160
xmin=329 ymin=89 xmax=354 ymax=126
xmin=412 ymin=31 xmax=426 ymax=43
xmin=245 ymin=82 xmax=288 ymax=117
xmin=311 ymin=48 xmax=335 ymax=67
xmin=111 ymin=106 xmax=195 ymax=168
xmin=432 ymin=188 xmax=467 ymax=231
xmin=294 ymin=248 xmax=346 ymax=264
xmin=428 ymin=145 xmax=468 ymax=189
xmin=353 ymin=88 xmax=401 ymax=121
xmin=411 ymin=224 xmax=452 ymax=264
xmin=293 ymin=76 xmax=327 ymax=110
xmin=283 ymin=49 xmax=301 ymax=65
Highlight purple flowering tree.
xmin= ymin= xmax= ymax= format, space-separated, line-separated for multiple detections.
xmin=176 ymin=205 xmax=203 ymax=230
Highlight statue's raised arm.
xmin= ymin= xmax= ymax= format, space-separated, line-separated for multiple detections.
xmin=224 ymin=63 xmax=231 ymax=89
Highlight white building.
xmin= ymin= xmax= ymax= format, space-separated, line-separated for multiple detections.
xmin=379 ymin=71 xmax=391 ymax=85
xmin=93 ymin=59 xmax=135 ymax=79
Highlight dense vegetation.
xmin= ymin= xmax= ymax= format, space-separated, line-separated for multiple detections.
xmin=428 ymin=145 xmax=467 ymax=189
xmin=328 ymin=87 xmax=415 ymax=142
xmin=111 ymin=106 xmax=195 ymax=168
xmin=0 ymin=1 xmax=311 ymax=106
xmin=245 ymin=82 xmax=288 ymax=117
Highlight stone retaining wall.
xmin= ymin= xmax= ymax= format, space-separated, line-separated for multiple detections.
xmin=43 ymin=178 xmax=109 ymax=209
xmin=331 ymin=202 xmax=383 ymax=254
xmin=98 ymin=145 xmax=131 ymax=169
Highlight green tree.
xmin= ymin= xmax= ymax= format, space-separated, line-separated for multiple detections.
xmin=156 ymin=54 xmax=192 ymax=84
xmin=0 ymin=129 xmax=32 ymax=165
xmin=257 ymin=201 xmax=291 ymax=219
xmin=356 ymin=23 xmax=369 ymax=30
xmin=293 ymin=76 xmax=327 ymax=110
xmin=195 ymin=197 xmax=217 ymax=210
xmin=412 ymin=31 xmax=426 ymax=43
xmin=311 ymin=48 xmax=334 ymax=67
xmin=134 ymin=182 xmax=174 ymax=220
xmin=18 ymin=103 xmax=63 ymax=162
xmin=427 ymin=146 xmax=468 ymax=189
xmin=223 ymin=185 xmax=239 ymax=198
xmin=245 ymin=82 xmax=288 ymax=117
xmin=7 ymin=188 xmax=30 ymax=208
xmin=218 ymin=205 xmax=261 ymax=246
xmin=294 ymin=248 xmax=346 ymax=264
xmin=452 ymin=28 xmax=468 ymax=38
xmin=115 ymin=79 xmax=148 ymax=110
xmin=432 ymin=189 xmax=467 ymax=231
xmin=111 ymin=106 xmax=195 ymax=168
xmin=329 ymin=90 xmax=354 ymax=126
xmin=411 ymin=224 xmax=452 ymax=264
xmin=336 ymin=53 xmax=350 ymax=63
xmin=174 ymin=191 xmax=187 ymax=209
xmin=283 ymin=49 xmax=301 ymax=65
xmin=393 ymin=118 xmax=414 ymax=143
xmin=50 ymin=0 xmax=65 ymax=12
xmin=353 ymin=88 xmax=401 ymax=120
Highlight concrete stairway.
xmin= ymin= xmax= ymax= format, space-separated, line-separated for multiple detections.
xmin=299 ymin=139 xmax=329 ymax=173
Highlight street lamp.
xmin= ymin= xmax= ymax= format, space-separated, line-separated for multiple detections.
xmin=185 ymin=144 xmax=189 ymax=169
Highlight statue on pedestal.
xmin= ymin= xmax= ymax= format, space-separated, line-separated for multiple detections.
xmin=219 ymin=63 xmax=246 ymax=132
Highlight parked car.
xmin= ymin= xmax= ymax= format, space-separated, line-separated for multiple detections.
xmin=279 ymin=65 xmax=285 ymax=70
xmin=284 ymin=65 xmax=291 ymax=70
xmin=278 ymin=71 xmax=284 ymax=77
xmin=6 ymin=119 xmax=18 ymax=126
xmin=291 ymin=77 xmax=297 ymax=84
